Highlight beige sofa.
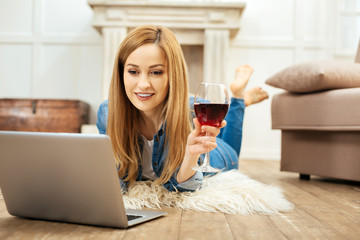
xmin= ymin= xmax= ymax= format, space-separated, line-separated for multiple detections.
xmin=267 ymin=41 xmax=360 ymax=182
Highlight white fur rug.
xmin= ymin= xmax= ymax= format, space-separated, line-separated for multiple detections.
xmin=123 ymin=170 xmax=294 ymax=215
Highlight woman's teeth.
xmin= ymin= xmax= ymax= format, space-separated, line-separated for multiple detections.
xmin=137 ymin=93 xmax=152 ymax=97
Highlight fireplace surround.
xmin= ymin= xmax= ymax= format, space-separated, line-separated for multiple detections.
xmin=87 ymin=0 xmax=245 ymax=99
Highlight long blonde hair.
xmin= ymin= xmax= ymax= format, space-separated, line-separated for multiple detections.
xmin=107 ymin=25 xmax=192 ymax=185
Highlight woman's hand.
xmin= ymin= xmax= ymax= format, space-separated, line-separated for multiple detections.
xmin=176 ymin=118 xmax=226 ymax=183
xmin=187 ymin=118 xmax=226 ymax=156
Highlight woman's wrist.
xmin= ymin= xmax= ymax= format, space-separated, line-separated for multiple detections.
xmin=176 ymin=151 xmax=199 ymax=183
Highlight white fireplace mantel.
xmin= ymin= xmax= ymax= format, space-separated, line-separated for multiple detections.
xmin=88 ymin=0 xmax=246 ymax=99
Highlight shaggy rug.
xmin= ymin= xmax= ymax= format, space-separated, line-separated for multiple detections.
xmin=123 ymin=170 xmax=294 ymax=215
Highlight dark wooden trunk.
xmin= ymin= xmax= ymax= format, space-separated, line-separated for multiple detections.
xmin=0 ymin=99 xmax=90 ymax=133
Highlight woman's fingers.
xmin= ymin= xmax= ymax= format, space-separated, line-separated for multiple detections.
xmin=196 ymin=135 xmax=216 ymax=143
xmin=193 ymin=118 xmax=204 ymax=135
xmin=189 ymin=139 xmax=217 ymax=155
xmin=187 ymin=118 xmax=226 ymax=155
xmin=200 ymin=120 xmax=226 ymax=137
xmin=195 ymin=135 xmax=217 ymax=150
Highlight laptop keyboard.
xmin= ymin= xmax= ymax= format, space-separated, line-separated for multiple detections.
xmin=127 ymin=214 xmax=143 ymax=221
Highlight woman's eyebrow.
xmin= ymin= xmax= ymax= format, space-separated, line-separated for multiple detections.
xmin=149 ymin=64 xmax=165 ymax=68
xmin=125 ymin=63 xmax=165 ymax=68
xmin=125 ymin=63 xmax=138 ymax=67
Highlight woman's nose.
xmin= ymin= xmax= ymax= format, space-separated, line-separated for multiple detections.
xmin=138 ymin=74 xmax=151 ymax=89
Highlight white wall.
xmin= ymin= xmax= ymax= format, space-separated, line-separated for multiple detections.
xmin=228 ymin=0 xmax=358 ymax=160
xmin=0 ymin=0 xmax=103 ymax=123
xmin=0 ymin=0 xmax=358 ymax=160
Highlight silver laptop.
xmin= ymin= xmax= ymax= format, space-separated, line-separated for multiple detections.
xmin=0 ymin=131 xmax=166 ymax=228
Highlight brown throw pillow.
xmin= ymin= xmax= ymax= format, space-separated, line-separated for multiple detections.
xmin=265 ymin=60 xmax=360 ymax=93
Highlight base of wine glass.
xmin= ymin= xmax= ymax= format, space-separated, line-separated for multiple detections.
xmin=192 ymin=164 xmax=221 ymax=173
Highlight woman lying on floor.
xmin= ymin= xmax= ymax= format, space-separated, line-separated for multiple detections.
xmin=96 ymin=25 xmax=268 ymax=192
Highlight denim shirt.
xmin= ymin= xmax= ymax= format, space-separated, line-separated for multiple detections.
xmin=96 ymin=100 xmax=203 ymax=192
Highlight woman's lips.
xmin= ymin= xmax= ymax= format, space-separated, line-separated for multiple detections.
xmin=135 ymin=93 xmax=154 ymax=100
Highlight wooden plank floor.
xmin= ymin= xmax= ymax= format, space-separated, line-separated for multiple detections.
xmin=0 ymin=160 xmax=359 ymax=240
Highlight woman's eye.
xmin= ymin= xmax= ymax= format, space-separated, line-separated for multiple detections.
xmin=151 ymin=71 xmax=163 ymax=75
xmin=128 ymin=70 xmax=138 ymax=75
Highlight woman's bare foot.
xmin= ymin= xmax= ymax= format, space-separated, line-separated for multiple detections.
xmin=244 ymin=87 xmax=269 ymax=106
xmin=230 ymin=65 xmax=269 ymax=106
xmin=230 ymin=65 xmax=254 ymax=99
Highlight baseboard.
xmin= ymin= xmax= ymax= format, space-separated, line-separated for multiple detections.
xmin=240 ymin=148 xmax=280 ymax=161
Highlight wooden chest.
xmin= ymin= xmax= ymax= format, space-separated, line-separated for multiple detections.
xmin=0 ymin=99 xmax=90 ymax=133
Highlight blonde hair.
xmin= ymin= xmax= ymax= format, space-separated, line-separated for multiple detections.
xmin=107 ymin=25 xmax=192 ymax=185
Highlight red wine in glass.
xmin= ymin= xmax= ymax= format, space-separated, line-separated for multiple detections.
xmin=194 ymin=103 xmax=229 ymax=127
xmin=192 ymin=82 xmax=229 ymax=173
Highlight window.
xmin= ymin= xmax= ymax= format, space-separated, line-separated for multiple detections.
xmin=337 ymin=0 xmax=360 ymax=54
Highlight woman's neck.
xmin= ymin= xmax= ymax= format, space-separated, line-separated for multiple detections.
xmin=139 ymin=112 xmax=164 ymax=140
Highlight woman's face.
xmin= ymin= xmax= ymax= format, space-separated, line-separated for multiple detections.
xmin=124 ymin=44 xmax=169 ymax=116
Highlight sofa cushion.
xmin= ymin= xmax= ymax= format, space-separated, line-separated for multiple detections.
xmin=266 ymin=61 xmax=360 ymax=93
xmin=271 ymin=88 xmax=360 ymax=130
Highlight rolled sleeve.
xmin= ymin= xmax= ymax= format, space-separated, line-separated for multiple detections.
xmin=162 ymin=169 xmax=203 ymax=192
xmin=176 ymin=171 xmax=203 ymax=191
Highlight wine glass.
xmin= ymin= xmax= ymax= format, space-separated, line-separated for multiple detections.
xmin=192 ymin=82 xmax=229 ymax=173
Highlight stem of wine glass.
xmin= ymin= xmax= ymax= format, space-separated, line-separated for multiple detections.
xmin=203 ymin=130 xmax=210 ymax=166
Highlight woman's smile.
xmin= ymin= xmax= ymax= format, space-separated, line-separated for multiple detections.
xmin=135 ymin=92 xmax=155 ymax=100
